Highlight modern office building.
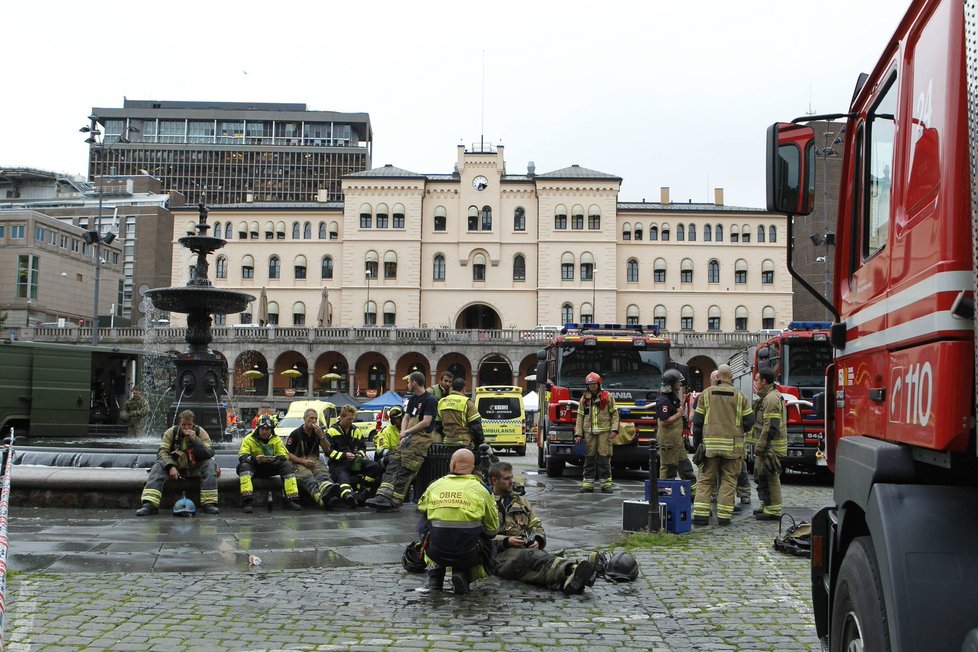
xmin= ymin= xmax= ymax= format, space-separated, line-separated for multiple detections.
xmin=87 ymin=100 xmax=373 ymax=205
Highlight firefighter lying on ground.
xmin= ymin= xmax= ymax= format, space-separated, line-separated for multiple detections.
xmin=238 ymin=414 xmax=302 ymax=512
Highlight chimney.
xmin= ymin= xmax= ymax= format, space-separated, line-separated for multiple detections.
xmin=714 ymin=187 xmax=724 ymax=206
xmin=660 ymin=187 xmax=670 ymax=204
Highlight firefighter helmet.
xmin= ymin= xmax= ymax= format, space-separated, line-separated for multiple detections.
xmin=256 ymin=414 xmax=275 ymax=429
xmin=660 ymin=369 xmax=686 ymax=393
xmin=605 ymin=551 xmax=639 ymax=582
xmin=172 ymin=495 xmax=197 ymax=517
xmin=402 ymin=541 xmax=426 ymax=573
xmin=585 ymin=372 xmax=603 ymax=385
xmin=388 ymin=406 xmax=404 ymax=421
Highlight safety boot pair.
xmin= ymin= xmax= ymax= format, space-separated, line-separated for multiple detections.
xmin=562 ymin=559 xmax=595 ymax=594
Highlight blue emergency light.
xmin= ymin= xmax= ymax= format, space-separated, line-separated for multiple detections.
xmin=788 ymin=321 xmax=832 ymax=330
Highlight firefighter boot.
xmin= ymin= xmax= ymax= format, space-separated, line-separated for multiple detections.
xmin=242 ymin=498 xmax=254 ymax=514
xmin=427 ymin=568 xmax=445 ymax=591
xmin=136 ymin=502 xmax=159 ymax=516
xmin=451 ymin=570 xmax=471 ymax=595
xmin=562 ymin=559 xmax=595 ymax=594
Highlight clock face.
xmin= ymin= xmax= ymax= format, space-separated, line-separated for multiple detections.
xmin=473 ymin=175 xmax=489 ymax=191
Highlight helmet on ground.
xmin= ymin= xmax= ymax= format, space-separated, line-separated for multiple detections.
xmin=402 ymin=541 xmax=426 ymax=573
xmin=173 ymin=495 xmax=196 ymax=517
xmin=585 ymin=372 xmax=602 ymax=385
xmin=660 ymin=369 xmax=685 ymax=393
xmin=257 ymin=414 xmax=275 ymax=429
xmin=388 ymin=406 xmax=404 ymax=421
xmin=605 ymin=551 xmax=639 ymax=582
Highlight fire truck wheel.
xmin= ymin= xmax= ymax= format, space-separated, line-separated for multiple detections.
xmin=830 ymin=536 xmax=890 ymax=652
xmin=537 ymin=445 xmax=545 ymax=468
xmin=545 ymin=457 xmax=565 ymax=478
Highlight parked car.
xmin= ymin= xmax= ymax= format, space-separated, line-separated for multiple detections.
xmin=274 ymin=400 xmax=338 ymax=440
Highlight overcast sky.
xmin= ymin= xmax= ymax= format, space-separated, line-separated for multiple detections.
xmin=4 ymin=1 xmax=910 ymax=208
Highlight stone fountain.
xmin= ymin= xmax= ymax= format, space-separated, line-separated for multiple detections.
xmin=145 ymin=200 xmax=254 ymax=435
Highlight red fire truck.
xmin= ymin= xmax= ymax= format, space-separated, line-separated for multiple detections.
xmin=766 ymin=1 xmax=978 ymax=648
xmin=728 ymin=321 xmax=833 ymax=472
xmin=534 ymin=323 xmax=684 ymax=478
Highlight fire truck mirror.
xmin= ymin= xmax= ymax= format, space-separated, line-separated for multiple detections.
xmin=766 ymin=122 xmax=815 ymax=215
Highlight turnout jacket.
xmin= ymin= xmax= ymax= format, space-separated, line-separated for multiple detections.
xmin=375 ymin=422 xmax=400 ymax=453
xmin=753 ymin=385 xmax=788 ymax=457
xmin=493 ymin=493 xmax=546 ymax=550
xmin=692 ymin=381 xmax=754 ymax=459
xmin=238 ymin=431 xmax=289 ymax=463
xmin=438 ymin=391 xmax=483 ymax=445
xmin=574 ymin=390 xmax=620 ymax=437
xmin=325 ymin=423 xmax=367 ymax=467
xmin=158 ymin=425 xmax=215 ymax=473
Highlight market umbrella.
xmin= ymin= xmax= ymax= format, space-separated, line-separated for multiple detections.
xmin=281 ymin=368 xmax=303 ymax=378
xmin=256 ymin=287 xmax=268 ymax=326
xmin=317 ymin=287 xmax=331 ymax=327
xmin=243 ymin=368 xmax=264 ymax=380
xmin=321 ymin=372 xmax=343 ymax=382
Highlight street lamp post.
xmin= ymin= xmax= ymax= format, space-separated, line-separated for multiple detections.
xmin=365 ymin=268 xmax=372 ymax=325
xmin=591 ymin=265 xmax=597 ymax=323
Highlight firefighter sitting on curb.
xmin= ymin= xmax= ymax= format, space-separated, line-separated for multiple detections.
xmin=656 ymin=369 xmax=697 ymax=484
xmin=438 ymin=377 xmax=484 ymax=450
xmin=417 ymin=448 xmax=499 ymax=595
xmin=574 ymin=372 xmax=620 ymax=493
xmin=285 ymin=408 xmax=342 ymax=509
xmin=137 ymin=409 xmax=220 ymax=516
xmin=237 ymin=414 xmax=302 ymax=512
xmin=752 ymin=367 xmax=787 ymax=520
xmin=374 ymin=406 xmax=404 ymax=469
xmin=489 ymin=461 xmax=597 ymax=594
xmin=326 ymin=404 xmax=383 ymax=508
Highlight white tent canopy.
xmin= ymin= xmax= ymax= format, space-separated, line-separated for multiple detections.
xmin=523 ymin=390 xmax=539 ymax=412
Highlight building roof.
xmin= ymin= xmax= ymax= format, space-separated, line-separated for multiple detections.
xmin=174 ymin=202 xmax=345 ymax=211
xmin=537 ymin=164 xmax=621 ymax=181
xmin=344 ymin=164 xmax=423 ymax=179
xmin=617 ymin=202 xmax=770 ymax=214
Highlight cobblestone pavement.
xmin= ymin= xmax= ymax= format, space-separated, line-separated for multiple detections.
xmin=5 ymin=448 xmax=831 ymax=651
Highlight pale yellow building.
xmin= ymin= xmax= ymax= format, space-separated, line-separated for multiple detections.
xmin=168 ymin=143 xmax=790 ymax=332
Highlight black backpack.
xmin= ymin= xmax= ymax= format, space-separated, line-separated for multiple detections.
xmin=774 ymin=515 xmax=811 ymax=557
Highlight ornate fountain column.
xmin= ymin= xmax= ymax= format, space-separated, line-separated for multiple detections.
xmin=146 ymin=201 xmax=255 ymax=434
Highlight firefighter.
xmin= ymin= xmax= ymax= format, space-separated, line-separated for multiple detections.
xmin=429 ymin=370 xmax=454 ymax=443
xmin=656 ymin=369 xmax=696 ymax=484
xmin=122 ymin=386 xmax=151 ymax=436
xmin=574 ymin=372 xmax=620 ymax=493
xmin=366 ymin=371 xmax=439 ymax=511
xmin=136 ymin=409 xmax=220 ymax=515
xmin=489 ymin=462 xmax=597 ymax=594
xmin=326 ymin=405 xmax=383 ymax=508
xmin=374 ymin=405 xmax=404 ymax=468
xmin=284 ymin=408 xmax=341 ymax=509
xmin=438 ymin=377 xmax=484 ymax=450
xmin=695 ymin=370 xmax=752 ymax=508
xmin=237 ymin=414 xmax=302 ymax=512
xmin=752 ymin=367 xmax=787 ymax=520
xmin=691 ymin=364 xmax=754 ymax=526
xmin=417 ymin=448 xmax=499 ymax=594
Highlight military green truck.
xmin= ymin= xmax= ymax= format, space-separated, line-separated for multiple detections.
xmin=0 ymin=340 xmax=146 ymax=437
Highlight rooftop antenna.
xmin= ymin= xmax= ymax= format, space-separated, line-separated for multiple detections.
xmin=806 ymin=81 xmax=816 ymax=115
xmin=480 ymin=50 xmax=485 ymax=151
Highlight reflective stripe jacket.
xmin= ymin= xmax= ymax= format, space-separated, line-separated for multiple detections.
xmin=238 ymin=431 xmax=288 ymax=462
xmin=693 ymin=381 xmax=753 ymax=458
xmin=325 ymin=423 xmax=367 ymax=467
xmin=753 ymin=385 xmax=788 ymax=456
xmin=418 ymin=473 xmax=499 ymax=534
xmin=574 ymin=390 xmax=620 ymax=437
xmin=493 ymin=493 xmax=546 ymax=549
xmin=375 ymin=422 xmax=400 ymax=453
xmin=438 ymin=392 xmax=481 ymax=444
xmin=158 ymin=425 xmax=214 ymax=473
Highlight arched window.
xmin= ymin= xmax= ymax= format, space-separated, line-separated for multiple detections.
xmin=364 ymin=300 xmax=377 ymax=326
xmin=622 ymin=222 xmax=632 ymax=241
xmin=468 ymin=206 xmax=479 ymax=231
xmin=554 ymin=204 xmax=567 ymax=230
xmin=561 ymin=303 xmax=574 ymax=324
xmin=676 ymin=224 xmax=685 ymax=241
xmin=626 ymin=258 xmax=639 ymax=283
xmin=588 ymin=205 xmax=601 ymax=230
xmin=433 ymin=254 xmax=446 ymax=281
xmin=514 ymin=207 xmax=526 ymax=231
xmin=292 ymin=302 xmax=306 ymax=327
xmin=359 ymin=203 xmax=372 ymax=229
xmin=634 ymin=223 xmax=644 ymax=241
xmin=185 ymin=221 xmax=196 ymax=236
xmin=762 ymin=306 xmax=776 ymax=329
xmin=561 ymin=252 xmax=575 ymax=280
xmin=653 ymin=305 xmax=667 ymax=329
xmin=268 ymin=256 xmax=281 ymax=279
xmin=654 ymin=258 xmax=667 ymax=283
xmin=213 ymin=221 xmax=221 ymax=237
xmin=735 ymin=259 xmax=747 ymax=284
xmin=225 ymin=222 xmax=233 ymax=240
xmin=472 ymin=253 xmax=487 ymax=281
xmin=250 ymin=221 xmax=259 ymax=239
xmin=365 ymin=250 xmax=379 ymax=279
xmin=715 ymin=224 xmax=723 ymax=242
xmin=741 ymin=223 xmax=751 ymax=243
xmin=680 ymin=258 xmax=693 ymax=283
xmin=292 ymin=223 xmax=300 ymax=239
xmin=687 ymin=223 xmax=696 ymax=241
xmin=762 ymin=259 xmax=775 ymax=284
xmin=704 ymin=224 xmax=712 ymax=241
xmin=580 ymin=302 xmax=593 ymax=323
xmin=681 ymin=305 xmax=694 ymax=331
xmin=571 ymin=205 xmax=584 ymax=230
xmin=215 ymin=256 xmax=227 ymax=279
xmin=238 ymin=221 xmax=248 ymax=239
xmin=649 ymin=225 xmax=659 ymax=241
xmin=241 ymin=255 xmax=254 ymax=279
xmin=264 ymin=221 xmax=274 ymax=239
xmin=267 ymin=301 xmax=279 ymax=326
xmin=757 ymin=225 xmax=766 ymax=243
xmin=513 ymin=254 xmax=526 ymax=281
xmin=275 ymin=221 xmax=286 ymax=239
xmin=708 ymin=305 xmax=721 ymax=331
xmin=321 ymin=255 xmax=333 ymax=279
xmin=769 ymin=225 xmax=777 ymax=243
xmin=319 ymin=222 xmax=327 ymax=239
xmin=626 ymin=304 xmax=640 ymax=325
xmin=707 ymin=259 xmax=720 ymax=283
xmin=392 ymin=203 xmax=405 ymax=229
xmin=661 ymin=223 xmax=671 ymax=241
xmin=735 ymin=306 xmax=748 ymax=331
xmin=303 ymin=222 xmax=312 ymax=239
xmin=383 ymin=301 xmax=396 ymax=326
xmin=376 ymin=203 xmax=389 ymax=229
xmin=580 ymin=252 xmax=594 ymax=281
xmin=730 ymin=224 xmax=740 ymax=243
xmin=481 ymin=205 xmax=492 ymax=231
xmin=434 ymin=206 xmax=447 ymax=232
xmin=294 ymin=254 xmax=307 ymax=280
xmin=383 ymin=250 xmax=397 ymax=279
xmin=329 ymin=221 xmax=338 ymax=240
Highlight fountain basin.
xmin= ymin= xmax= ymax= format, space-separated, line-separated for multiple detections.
xmin=146 ymin=287 xmax=254 ymax=315
xmin=178 ymin=235 xmax=225 ymax=252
